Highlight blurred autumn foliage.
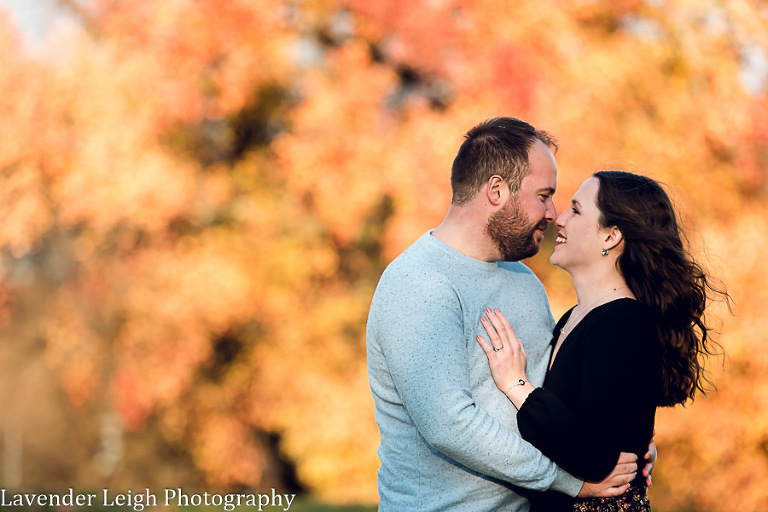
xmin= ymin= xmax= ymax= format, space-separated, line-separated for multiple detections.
xmin=0 ymin=0 xmax=767 ymax=510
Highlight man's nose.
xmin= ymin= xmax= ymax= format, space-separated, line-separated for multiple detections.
xmin=546 ymin=199 xmax=558 ymax=222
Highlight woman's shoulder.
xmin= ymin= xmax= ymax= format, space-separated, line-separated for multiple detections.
xmin=590 ymin=298 xmax=651 ymax=324
xmin=581 ymin=299 xmax=658 ymax=349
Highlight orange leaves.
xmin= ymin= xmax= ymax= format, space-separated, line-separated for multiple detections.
xmin=0 ymin=166 xmax=55 ymax=256
xmin=44 ymin=291 xmax=105 ymax=409
xmin=274 ymin=41 xmax=401 ymax=246
xmin=346 ymin=0 xmax=466 ymax=76
xmin=105 ymin=234 xmax=262 ymax=428
xmin=0 ymin=28 xmax=201 ymax=251
xmin=90 ymin=0 xmax=296 ymax=121
xmin=0 ymin=0 xmax=767 ymax=506
xmin=190 ymin=414 xmax=264 ymax=488
xmin=245 ymin=283 xmax=377 ymax=500
xmin=0 ymin=23 xmax=58 ymax=255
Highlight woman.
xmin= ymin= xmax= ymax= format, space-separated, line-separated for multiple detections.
xmin=477 ymin=171 xmax=726 ymax=511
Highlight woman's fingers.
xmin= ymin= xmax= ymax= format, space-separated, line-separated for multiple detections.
xmin=481 ymin=308 xmax=526 ymax=362
xmin=475 ymin=333 xmax=494 ymax=356
xmin=496 ymin=309 xmax=518 ymax=342
xmin=485 ymin=309 xmax=509 ymax=348
xmin=488 ymin=309 xmax=525 ymax=358
xmin=480 ymin=316 xmax=504 ymax=351
xmin=495 ymin=309 xmax=526 ymax=353
xmin=478 ymin=308 xmax=531 ymax=394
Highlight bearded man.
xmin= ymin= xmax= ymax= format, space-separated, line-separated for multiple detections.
xmin=366 ymin=118 xmax=640 ymax=511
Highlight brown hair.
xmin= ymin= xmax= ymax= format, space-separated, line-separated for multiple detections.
xmin=593 ymin=170 xmax=728 ymax=406
xmin=450 ymin=117 xmax=557 ymax=205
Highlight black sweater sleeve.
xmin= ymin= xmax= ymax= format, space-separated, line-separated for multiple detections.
xmin=517 ymin=305 xmax=659 ymax=482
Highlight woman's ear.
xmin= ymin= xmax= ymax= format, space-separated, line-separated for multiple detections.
xmin=486 ymin=175 xmax=506 ymax=206
xmin=602 ymin=226 xmax=624 ymax=252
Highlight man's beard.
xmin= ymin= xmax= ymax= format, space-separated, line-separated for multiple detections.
xmin=487 ymin=197 xmax=548 ymax=261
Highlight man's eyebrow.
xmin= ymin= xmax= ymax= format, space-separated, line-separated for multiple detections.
xmin=539 ymin=187 xmax=556 ymax=195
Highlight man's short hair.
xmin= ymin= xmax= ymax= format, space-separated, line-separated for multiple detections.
xmin=450 ymin=117 xmax=558 ymax=205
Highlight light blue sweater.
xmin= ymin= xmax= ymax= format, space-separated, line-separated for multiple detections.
xmin=367 ymin=232 xmax=583 ymax=511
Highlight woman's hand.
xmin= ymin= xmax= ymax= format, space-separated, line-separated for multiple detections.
xmin=476 ymin=308 xmax=529 ymax=398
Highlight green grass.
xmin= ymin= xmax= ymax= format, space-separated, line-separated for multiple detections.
xmin=0 ymin=493 xmax=376 ymax=512
xmin=0 ymin=496 xmax=719 ymax=512
xmin=161 ymin=496 xmax=377 ymax=512
xmin=288 ymin=499 xmax=377 ymax=512
xmin=162 ymin=496 xmax=377 ymax=512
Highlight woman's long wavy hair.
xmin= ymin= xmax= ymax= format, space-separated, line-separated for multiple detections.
xmin=593 ymin=171 xmax=729 ymax=406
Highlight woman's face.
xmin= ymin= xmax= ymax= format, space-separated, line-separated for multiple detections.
xmin=550 ymin=177 xmax=612 ymax=272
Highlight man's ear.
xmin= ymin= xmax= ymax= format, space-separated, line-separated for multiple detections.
xmin=602 ymin=226 xmax=624 ymax=252
xmin=486 ymin=175 xmax=506 ymax=206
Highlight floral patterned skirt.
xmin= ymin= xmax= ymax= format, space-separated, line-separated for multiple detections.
xmin=573 ymin=485 xmax=650 ymax=512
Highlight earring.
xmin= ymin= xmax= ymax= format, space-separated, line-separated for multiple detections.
xmin=601 ymin=249 xmax=609 ymax=256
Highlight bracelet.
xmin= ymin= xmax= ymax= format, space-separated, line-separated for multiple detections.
xmin=504 ymin=379 xmax=527 ymax=397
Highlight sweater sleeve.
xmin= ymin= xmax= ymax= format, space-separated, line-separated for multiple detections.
xmin=517 ymin=308 xmax=656 ymax=482
xmin=370 ymin=268 xmax=582 ymax=495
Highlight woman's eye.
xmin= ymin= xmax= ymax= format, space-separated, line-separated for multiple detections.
xmin=571 ymin=207 xmax=579 ymax=214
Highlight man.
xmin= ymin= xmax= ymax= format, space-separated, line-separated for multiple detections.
xmin=367 ymin=117 xmax=642 ymax=511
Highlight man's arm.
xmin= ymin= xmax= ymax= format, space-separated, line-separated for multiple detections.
xmin=578 ymin=452 xmax=638 ymax=498
xmin=369 ymin=270 xmax=581 ymax=495
xmin=578 ymin=441 xmax=654 ymax=497
xmin=576 ymin=441 xmax=656 ymax=498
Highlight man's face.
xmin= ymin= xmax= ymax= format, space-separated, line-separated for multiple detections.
xmin=486 ymin=140 xmax=558 ymax=261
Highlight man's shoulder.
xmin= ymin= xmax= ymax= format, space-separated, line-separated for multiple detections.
xmin=380 ymin=233 xmax=452 ymax=280
xmin=385 ymin=232 xmax=447 ymax=272
xmin=367 ymin=234 xmax=462 ymax=332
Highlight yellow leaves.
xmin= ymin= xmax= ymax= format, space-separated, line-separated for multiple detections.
xmin=104 ymin=236 xmax=258 ymax=428
xmin=93 ymin=0 xmax=296 ymax=120
xmin=347 ymin=0 xmax=464 ymax=73
xmin=274 ymin=370 xmax=379 ymax=502
xmin=114 ymin=320 xmax=208 ymax=429
xmin=653 ymin=388 xmax=768 ymax=510
xmin=274 ymin=41 xmax=401 ymax=246
xmin=0 ymin=28 xmax=202 ymax=253
xmin=44 ymin=291 xmax=104 ymax=408
xmin=60 ymin=148 xmax=196 ymax=237
xmin=245 ymin=283 xmax=376 ymax=497
xmin=191 ymin=414 xmax=264 ymax=487
xmin=131 ymin=239 xmax=254 ymax=331
xmin=0 ymin=165 xmax=55 ymax=256
xmin=530 ymin=1 xmax=765 ymax=222
xmin=0 ymin=0 xmax=766 ymax=505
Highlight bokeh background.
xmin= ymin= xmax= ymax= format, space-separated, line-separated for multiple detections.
xmin=0 ymin=0 xmax=766 ymax=510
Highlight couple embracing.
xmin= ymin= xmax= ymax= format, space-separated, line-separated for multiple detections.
xmin=366 ymin=117 xmax=726 ymax=511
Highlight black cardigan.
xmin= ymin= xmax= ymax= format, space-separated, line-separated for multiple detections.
xmin=518 ymin=298 xmax=662 ymax=511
